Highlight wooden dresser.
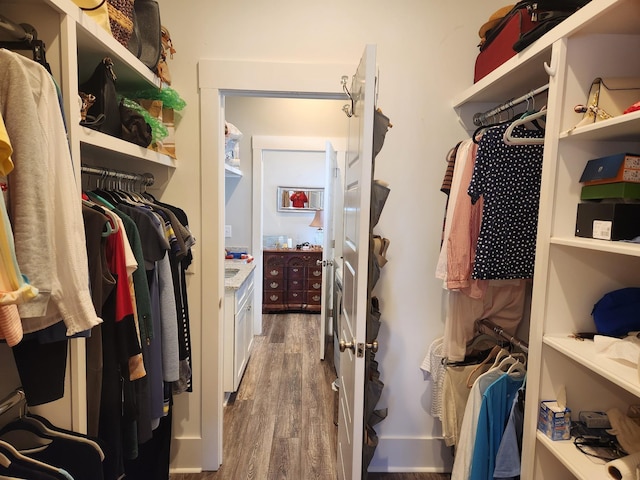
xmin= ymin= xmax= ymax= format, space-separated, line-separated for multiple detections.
xmin=263 ymin=248 xmax=323 ymax=313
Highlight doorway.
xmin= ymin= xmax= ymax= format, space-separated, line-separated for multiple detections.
xmin=198 ymin=61 xmax=354 ymax=470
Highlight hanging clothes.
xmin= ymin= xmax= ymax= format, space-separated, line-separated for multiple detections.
xmin=451 ymin=355 xmax=526 ymax=480
xmin=468 ymin=123 xmax=544 ymax=280
xmin=0 ymin=49 xmax=100 ymax=335
xmin=0 ymin=113 xmax=38 ymax=347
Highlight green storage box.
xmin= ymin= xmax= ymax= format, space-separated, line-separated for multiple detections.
xmin=581 ymin=182 xmax=640 ymax=201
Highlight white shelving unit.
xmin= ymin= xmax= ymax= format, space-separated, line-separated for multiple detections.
xmin=453 ymin=0 xmax=640 ymax=477
xmin=0 ymin=0 xmax=176 ymax=431
xmin=224 ymin=164 xmax=243 ymax=178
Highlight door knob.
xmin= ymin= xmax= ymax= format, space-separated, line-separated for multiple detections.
xmin=339 ymin=339 xmax=355 ymax=353
xmin=366 ymin=340 xmax=378 ymax=353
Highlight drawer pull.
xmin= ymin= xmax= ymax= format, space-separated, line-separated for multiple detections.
xmin=312 ymin=295 xmax=321 ymax=301
xmin=270 ymin=295 xmax=279 ymax=301
xmin=312 ymin=283 xmax=321 ymax=289
xmin=270 ymin=282 xmax=279 ymax=289
xmin=313 ymin=271 xmax=321 ymax=277
xmin=270 ymin=269 xmax=280 ymax=276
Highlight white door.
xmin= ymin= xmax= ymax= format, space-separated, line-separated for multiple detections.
xmin=337 ymin=44 xmax=377 ymax=480
xmin=319 ymin=141 xmax=337 ymax=360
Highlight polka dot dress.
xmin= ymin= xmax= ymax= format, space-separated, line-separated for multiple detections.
xmin=468 ymin=123 xmax=544 ymax=279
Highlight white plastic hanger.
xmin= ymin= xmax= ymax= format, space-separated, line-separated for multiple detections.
xmin=503 ymin=107 xmax=546 ymax=145
xmin=506 ymin=359 xmax=527 ymax=375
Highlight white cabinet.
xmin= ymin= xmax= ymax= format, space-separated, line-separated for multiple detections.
xmin=224 ymin=271 xmax=255 ymax=392
xmin=454 ymin=1 xmax=640 ymax=478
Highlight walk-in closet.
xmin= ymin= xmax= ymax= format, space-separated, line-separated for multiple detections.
xmin=2 ymin=0 xmax=640 ymax=479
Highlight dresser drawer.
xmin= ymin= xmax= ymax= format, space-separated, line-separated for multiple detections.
xmin=307 ymin=291 xmax=322 ymax=306
xmin=288 ymin=265 xmax=305 ymax=278
xmin=264 ymin=279 xmax=283 ymax=291
xmin=264 ymin=291 xmax=285 ymax=306
xmin=288 ymin=277 xmax=304 ymax=291
xmin=308 ymin=266 xmax=322 ymax=279
xmin=264 ymin=266 xmax=283 ymax=280
xmin=287 ymin=291 xmax=305 ymax=305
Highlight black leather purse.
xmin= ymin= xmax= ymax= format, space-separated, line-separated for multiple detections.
xmin=119 ymin=100 xmax=152 ymax=147
xmin=79 ymin=57 xmax=122 ymax=138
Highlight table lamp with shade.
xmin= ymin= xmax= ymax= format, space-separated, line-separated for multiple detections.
xmin=309 ymin=209 xmax=324 ymax=246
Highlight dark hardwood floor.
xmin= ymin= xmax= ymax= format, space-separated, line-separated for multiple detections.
xmin=172 ymin=313 xmax=450 ymax=480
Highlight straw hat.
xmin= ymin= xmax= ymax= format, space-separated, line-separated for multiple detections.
xmin=479 ymin=5 xmax=515 ymax=44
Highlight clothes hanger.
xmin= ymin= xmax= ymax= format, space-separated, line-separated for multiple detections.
xmin=0 ymin=440 xmax=66 ymax=478
xmin=506 ymin=359 xmax=527 ymax=375
xmin=465 ymin=345 xmax=506 ymax=388
xmin=84 ymin=192 xmax=121 ymax=235
xmin=472 ymin=106 xmax=515 ymax=144
xmin=489 ymin=348 xmax=511 ymax=369
xmin=82 ymin=198 xmax=114 ymax=237
xmin=503 ymin=107 xmax=546 ymax=145
xmin=21 ymin=414 xmax=104 ymax=460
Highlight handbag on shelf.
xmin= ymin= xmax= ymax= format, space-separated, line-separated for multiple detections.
xmin=106 ymin=0 xmax=135 ymax=47
xmin=155 ymin=26 xmax=176 ymax=85
xmin=126 ymin=0 xmax=162 ymax=70
xmin=119 ymin=100 xmax=152 ymax=147
xmin=72 ymin=0 xmax=111 ymax=35
xmin=574 ymin=77 xmax=640 ymax=129
xmin=79 ymin=57 xmax=122 ymax=138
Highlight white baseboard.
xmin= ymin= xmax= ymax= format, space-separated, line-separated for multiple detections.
xmin=170 ymin=436 xmax=205 ymax=472
xmin=367 ymin=436 xmax=453 ymax=473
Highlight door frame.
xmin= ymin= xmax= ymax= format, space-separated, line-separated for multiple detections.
xmin=198 ymin=59 xmax=353 ymax=470
xmin=251 ymin=136 xmax=346 ymax=337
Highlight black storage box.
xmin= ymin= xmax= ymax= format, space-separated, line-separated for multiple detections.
xmin=575 ymin=202 xmax=640 ymax=240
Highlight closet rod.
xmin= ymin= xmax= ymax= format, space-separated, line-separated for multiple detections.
xmin=0 ymin=14 xmax=32 ymax=42
xmin=0 ymin=388 xmax=26 ymax=418
xmin=473 ymin=83 xmax=549 ymax=127
xmin=81 ymin=165 xmax=155 ymax=187
xmin=478 ymin=318 xmax=529 ymax=353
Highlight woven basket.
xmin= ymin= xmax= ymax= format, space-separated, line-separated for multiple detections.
xmin=107 ymin=0 xmax=134 ymax=47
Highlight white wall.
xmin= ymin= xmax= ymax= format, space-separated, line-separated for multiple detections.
xmin=261 ymin=150 xmax=325 ymax=246
xmin=224 ymin=96 xmax=348 ymax=251
xmin=157 ymin=0 xmax=508 ymax=472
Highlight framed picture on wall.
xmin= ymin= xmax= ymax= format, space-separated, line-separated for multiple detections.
xmin=277 ymin=186 xmax=324 ymax=212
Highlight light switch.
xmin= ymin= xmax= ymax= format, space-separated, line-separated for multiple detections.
xmin=225 ymin=225 xmax=232 ymax=238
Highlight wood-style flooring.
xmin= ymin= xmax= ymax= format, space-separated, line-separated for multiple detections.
xmin=172 ymin=313 xmax=450 ymax=480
